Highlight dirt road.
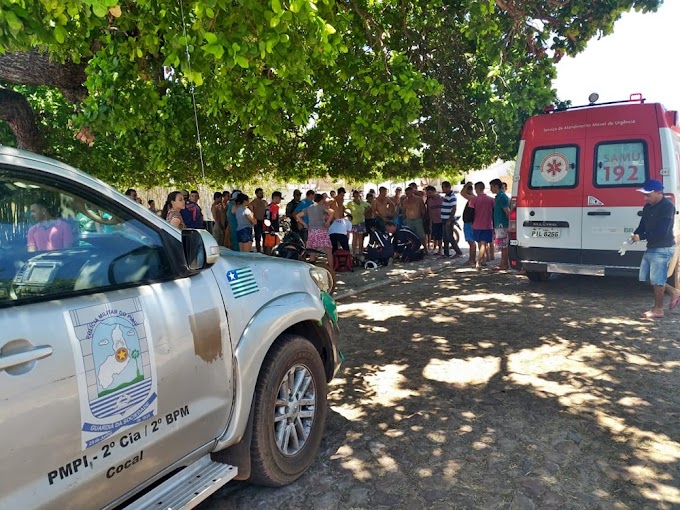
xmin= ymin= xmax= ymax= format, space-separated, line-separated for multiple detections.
xmin=203 ymin=267 xmax=680 ymax=509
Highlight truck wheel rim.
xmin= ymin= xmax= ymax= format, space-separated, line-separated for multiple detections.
xmin=274 ymin=364 xmax=316 ymax=456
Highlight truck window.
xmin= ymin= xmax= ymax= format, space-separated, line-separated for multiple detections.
xmin=594 ymin=141 xmax=648 ymax=187
xmin=529 ymin=146 xmax=578 ymax=189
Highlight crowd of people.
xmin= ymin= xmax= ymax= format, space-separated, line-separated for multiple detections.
xmin=132 ymin=179 xmax=512 ymax=271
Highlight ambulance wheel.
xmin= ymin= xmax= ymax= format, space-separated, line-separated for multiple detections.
xmin=526 ymin=270 xmax=550 ymax=282
xmin=249 ymin=335 xmax=328 ymax=487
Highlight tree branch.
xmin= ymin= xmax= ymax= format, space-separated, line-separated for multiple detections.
xmin=0 ymin=50 xmax=87 ymax=103
xmin=0 ymin=88 xmax=44 ymax=153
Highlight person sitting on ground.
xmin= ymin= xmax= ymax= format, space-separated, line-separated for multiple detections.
xmin=27 ymin=201 xmax=74 ymax=252
xmin=385 ymin=220 xmax=424 ymax=262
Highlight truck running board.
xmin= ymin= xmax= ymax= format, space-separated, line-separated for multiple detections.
xmin=124 ymin=456 xmax=237 ymax=510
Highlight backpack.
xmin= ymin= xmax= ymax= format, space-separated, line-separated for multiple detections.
xmin=333 ymin=249 xmax=354 ymax=272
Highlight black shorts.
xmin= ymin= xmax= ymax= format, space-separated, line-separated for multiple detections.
xmin=431 ymin=222 xmax=443 ymax=241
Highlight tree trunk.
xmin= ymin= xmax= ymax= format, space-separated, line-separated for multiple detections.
xmin=0 ymin=88 xmax=44 ymax=153
xmin=0 ymin=51 xmax=87 ymax=103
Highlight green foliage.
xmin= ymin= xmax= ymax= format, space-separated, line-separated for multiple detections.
xmin=0 ymin=0 xmax=661 ymax=185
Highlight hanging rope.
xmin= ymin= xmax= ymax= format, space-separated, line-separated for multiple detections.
xmin=178 ymin=0 xmax=206 ymax=182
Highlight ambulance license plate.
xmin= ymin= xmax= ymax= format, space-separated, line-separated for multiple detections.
xmin=531 ymin=228 xmax=560 ymax=238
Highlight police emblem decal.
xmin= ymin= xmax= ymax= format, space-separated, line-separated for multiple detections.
xmin=67 ymin=298 xmax=158 ymax=449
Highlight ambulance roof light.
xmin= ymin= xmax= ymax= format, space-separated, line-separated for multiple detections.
xmin=588 ymin=92 xmax=599 ymax=104
xmin=629 ymin=93 xmax=644 ymax=103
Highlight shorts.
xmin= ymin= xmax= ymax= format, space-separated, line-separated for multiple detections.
xmin=404 ymin=218 xmax=425 ymax=239
xmin=431 ymin=222 xmax=443 ymax=241
xmin=639 ymin=246 xmax=675 ymax=286
xmin=352 ymin=223 xmax=366 ymax=234
xmin=237 ymin=227 xmax=253 ymax=243
xmin=473 ymin=229 xmax=493 ymax=243
xmin=307 ymin=228 xmax=332 ymax=250
xmin=463 ymin=223 xmax=474 ymax=242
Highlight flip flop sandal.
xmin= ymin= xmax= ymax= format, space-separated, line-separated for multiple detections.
xmin=670 ymin=295 xmax=680 ymax=311
xmin=641 ymin=310 xmax=664 ymax=319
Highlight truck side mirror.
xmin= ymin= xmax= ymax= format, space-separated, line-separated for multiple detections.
xmin=182 ymin=229 xmax=220 ymax=271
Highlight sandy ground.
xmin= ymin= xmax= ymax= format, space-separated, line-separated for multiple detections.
xmin=204 ymin=265 xmax=680 ymax=509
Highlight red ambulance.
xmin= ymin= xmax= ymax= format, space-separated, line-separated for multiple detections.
xmin=508 ymin=95 xmax=680 ymax=284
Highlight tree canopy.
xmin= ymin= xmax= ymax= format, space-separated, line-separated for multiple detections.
xmin=0 ymin=0 xmax=662 ymax=186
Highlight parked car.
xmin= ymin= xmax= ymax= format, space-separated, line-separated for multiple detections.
xmin=0 ymin=146 xmax=342 ymax=509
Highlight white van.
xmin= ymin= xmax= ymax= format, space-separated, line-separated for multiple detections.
xmin=508 ymin=96 xmax=680 ymax=284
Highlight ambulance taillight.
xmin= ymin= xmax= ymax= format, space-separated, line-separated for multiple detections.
xmin=508 ymin=208 xmax=517 ymax=240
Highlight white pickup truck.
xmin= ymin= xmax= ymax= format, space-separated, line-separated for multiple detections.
xmin=0 ymin=147 xmax=342 ymax=509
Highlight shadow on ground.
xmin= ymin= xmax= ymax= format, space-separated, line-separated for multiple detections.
xmin=204 ymin=270 xmax=680 ymax=510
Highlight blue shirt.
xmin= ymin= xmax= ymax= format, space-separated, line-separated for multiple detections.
xmin=634 ymin=197 xmax=675 ymax=248
xmin=294 ymin=199 xmax=313 ymax=215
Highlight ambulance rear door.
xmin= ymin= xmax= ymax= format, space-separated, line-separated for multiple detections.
xmin=580 ymin=105 xmax=659 ymax=269
xmin=515 ymin=112 xmax=586 ymax=265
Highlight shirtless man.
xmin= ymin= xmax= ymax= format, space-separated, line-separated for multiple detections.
xmin=401 ymin=186 xmax=427 ymax=248
xmin=332 ymin=187 xmax=346 ymax=220
xmin=373 ymin=186 xmax=396 ymax=232
xmin=408 ymin=182 xmax=425 ymax=200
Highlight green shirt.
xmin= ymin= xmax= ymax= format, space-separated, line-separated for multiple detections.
xmin=493 ymin=190 xmax=510 ymax=228
xmin=346 ymin=200 xmax=370 ymax=225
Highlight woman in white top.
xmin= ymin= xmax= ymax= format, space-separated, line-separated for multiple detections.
xmin=328 ymin=212 xmax=352 ymax=253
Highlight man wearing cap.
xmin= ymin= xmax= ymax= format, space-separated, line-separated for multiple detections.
xmin=632 ymin=179 xmax=680 ymax=318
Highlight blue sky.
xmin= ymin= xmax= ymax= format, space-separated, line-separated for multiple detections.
xmin=553 ymin=1 xmax=679 ymax=110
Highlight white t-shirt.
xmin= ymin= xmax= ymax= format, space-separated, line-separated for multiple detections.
xmin=328 ymin=218 xmax=352 ymax=235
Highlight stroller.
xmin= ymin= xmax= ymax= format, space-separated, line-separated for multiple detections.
xmin=363 ymin=229 xmax=394 ymax=268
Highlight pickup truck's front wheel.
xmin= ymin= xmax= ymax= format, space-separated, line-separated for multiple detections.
xmin=249 ymin=335 xmax=328 ymax=487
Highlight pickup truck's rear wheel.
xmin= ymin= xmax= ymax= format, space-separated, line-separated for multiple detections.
xmin=249 ymin=335 xmax=328 ymax=487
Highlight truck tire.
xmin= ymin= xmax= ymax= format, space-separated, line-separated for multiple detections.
xmin=249 ymin=335 xmax=328 ymax=487
xmin=526 ymin=270 xmax=550 ymax=282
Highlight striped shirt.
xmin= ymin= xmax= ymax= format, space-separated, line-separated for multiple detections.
xmin=441 ymin=191 xmax=457 ymax=221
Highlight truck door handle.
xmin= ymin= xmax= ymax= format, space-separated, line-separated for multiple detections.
xmin=587 ymin=211 xmax=611 ymax=216
xmin=0 ymin=345 xmax=53 ymax=371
